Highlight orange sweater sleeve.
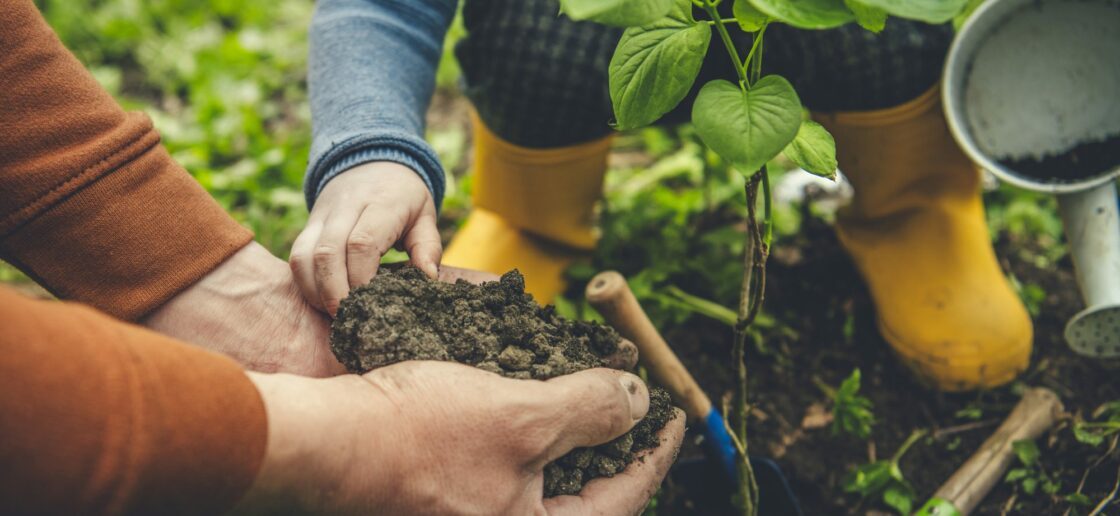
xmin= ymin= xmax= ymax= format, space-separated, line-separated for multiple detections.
xmin=0 ymin=287 xmax=268 ymax=515
xmin=0 ymin=0 xmax=254 ymax=321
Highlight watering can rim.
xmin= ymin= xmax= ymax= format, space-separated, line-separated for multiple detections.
xmin=942 ymin=0 xmax=1120 ymax=195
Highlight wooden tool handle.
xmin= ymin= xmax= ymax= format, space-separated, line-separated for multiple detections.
xmin=930 ymin=387 xmax=1064 ymax=515
xmin=586 ymin=271 xmax=712 ymax=421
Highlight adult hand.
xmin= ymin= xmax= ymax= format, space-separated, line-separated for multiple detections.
xmin=290 ymin=162 xmax=441 ymax=316
xmin=143 ymin=242 xmax=346 ymax=377
xmin=237 ymin=361 xmax=685 ymax=515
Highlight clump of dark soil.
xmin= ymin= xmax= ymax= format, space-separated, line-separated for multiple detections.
xmin=329 ymin=266 xmax=674 ymax=497
xmin=999 ymin=133 xmax=1120 ymax=183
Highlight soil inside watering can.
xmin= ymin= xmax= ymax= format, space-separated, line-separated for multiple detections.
xmin=329 ymin=265 xmax=675 ymax=497
xmin=999 ymin=132 xmax=1120 ymax=183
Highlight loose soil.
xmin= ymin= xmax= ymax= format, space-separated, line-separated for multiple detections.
xmin=999 ymin=133 xmax=1120 ymax=183
xmin=639 ymin=217 xmax=1120 ymax=515
xmin=329 ymin=266 xmax=674 ymax=498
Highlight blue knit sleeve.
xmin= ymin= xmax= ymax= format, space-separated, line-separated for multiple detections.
xmin=305 ymin=0 xmax=456 ymax=210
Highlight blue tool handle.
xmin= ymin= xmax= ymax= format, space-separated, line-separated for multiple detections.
xmin=701 ymin=407 xmax=740 ymax=482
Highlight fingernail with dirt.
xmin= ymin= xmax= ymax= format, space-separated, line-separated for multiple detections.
xmin=620 ymin=373 xmax=649 ymax=421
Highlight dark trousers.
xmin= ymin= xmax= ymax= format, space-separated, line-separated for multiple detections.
xmin=456 ymin=0 xmax=954 ymax=148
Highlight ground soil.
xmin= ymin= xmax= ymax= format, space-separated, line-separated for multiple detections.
xmin=649 ymin=217 xmax=1120 ymax=515
xmin=999 ymin=134 xmax=1120 ymax=183
xmin=329 ymin=266 xmax=674 ymax=497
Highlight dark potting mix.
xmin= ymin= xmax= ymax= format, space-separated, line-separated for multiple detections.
xmin=998 ymin=133 xmax=1120 ymax=183
xmin=329 ymin=266 xmax=674 ymax=497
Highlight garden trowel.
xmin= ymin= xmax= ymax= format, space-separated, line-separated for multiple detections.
xmin=943 ymin=0 xmax=1120 ymax=358
xmin=586 ymin=271 xmax=802 ymax=516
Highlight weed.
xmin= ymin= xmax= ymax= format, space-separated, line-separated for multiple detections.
xmin=843 ymin=429 xmax=927 ymax=515
xmin=821 ymin=369 xmax=876 ymax=440
xmin=1005 ymin=439 xmax=1062 ymax=496
xmin=1072 ymin=401 xmax=1120 ymax=447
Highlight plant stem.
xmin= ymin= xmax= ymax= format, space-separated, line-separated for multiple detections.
xmin=706 ymin=18 xmax=741 ymax=26
xmin=761 ymin=168 xmax=773 ymax=247
xmin=731 ymin=174 xmax=764 ymax=516
xmin=742 ymin=23 xmax=769 ymax=86
xmin=701 ymin=0 xmax=747 ymax=85
xmin=892 ymin=429 xmax=929 ymax=465
xmin=749 ymin=31 xmax=764 ymax=82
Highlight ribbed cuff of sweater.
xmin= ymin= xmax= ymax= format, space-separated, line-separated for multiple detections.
xmin=305 ymin=134 xmax=446 ymax=212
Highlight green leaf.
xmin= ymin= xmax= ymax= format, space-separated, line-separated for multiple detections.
xmin=882 ymin=485 xmax=914 ymax=515
xmin=889 ymin=462 xmax=905 ymax=482
xmin=733 ymin=0 xmax=769 ymax=31
xmin=843 ymin=461 xmax=893 ymax=495
xmin=1073 ymin=424 xmax=1105 ymax=447
xmin=748 ymin=0 xmax=855 ymax=29
xmin=664 ymin=286 xmax=739 ymax=326
xmin=1094 ymin=400 xmax=1120 ymax=421
xmin=609 ymin=0 xmax=710 ymax=129
xmin=559 ymin=0 xmax=675 ymax=27
xmin=1012 ymin=439 xmax=1040 ymax=467
xmin=854 ymin=0 xmax=969 ymax=24
xmin=839 ymin=368 xmax=861 ymax=397
xmin=783 ymin=120 xmax=837 ymax=179
xmin=1005 ymin=468 xmax=1030 ymax=482
xmin=953 ymin=0 xmax=987 ymax=29
xmin=692 ymin=76 xmax=802 ymax=175
xmin=845 ymin=0 xmax=889 ymax=32
xmin=955 ymin=406 xmax=983 ymax=420
xmin=1066 ymin=493 xmax=1093 ymax=506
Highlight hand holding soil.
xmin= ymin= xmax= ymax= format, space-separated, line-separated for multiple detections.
xmin=142 ymin=242 xmax=347 ymax=377
xmin=330 ymin=266 xmax=677 ymax=497
xmin=236 ymin=362 xmax=685 ymax=515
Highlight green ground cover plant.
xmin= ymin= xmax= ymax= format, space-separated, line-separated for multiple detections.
xmin=843 ymin=429 xmax=927 ymax=515
xmin=818 ymin=368 xmax=876 ymax=440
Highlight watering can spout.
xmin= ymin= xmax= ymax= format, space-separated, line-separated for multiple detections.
xmin=1059 ymin=184 xmax=1120 ymax=357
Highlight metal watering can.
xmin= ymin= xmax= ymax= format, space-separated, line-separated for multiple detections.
xmin=943 ymin=0 xmax=1120 ymax=358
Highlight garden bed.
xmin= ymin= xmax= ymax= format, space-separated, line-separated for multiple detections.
xmin=650 ymin=218 xmax=1120 ymax=514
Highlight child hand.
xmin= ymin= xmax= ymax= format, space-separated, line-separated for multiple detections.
xmin=290 ymin=162 xmax=441 ymax=316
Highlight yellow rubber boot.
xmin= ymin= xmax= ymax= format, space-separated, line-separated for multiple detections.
xmin=442 ymin=112 xmax=612 ymax=303
xmin=815 ymin=86 xmax=1032 ymax=391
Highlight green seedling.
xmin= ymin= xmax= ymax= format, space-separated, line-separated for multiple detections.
xmin=955 ymin=404 xmax=985 ymax=421
xmin=1008 ymin=273 xmax=1047 ymax=317
xmin=818 ymin=369 xmax=876 ymax=440
xmin=556 ymin=1 xmax=981 ymax=513
xmin=1004 ymin=439 xmax=1061 ymax=496
xmin=1072 ymin=400 xmax=1120 ymax=447
xmin=843 ymin=429 xmax=927 ymax=515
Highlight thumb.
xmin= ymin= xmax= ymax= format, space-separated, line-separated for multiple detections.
xmin=536 ymin=368 xmax=650 ymax=465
